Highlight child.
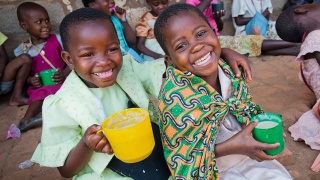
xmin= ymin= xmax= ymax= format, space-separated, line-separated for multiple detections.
xmin=14 ymin=2 xmax=69 ymax=132
xmin=154 ymin=4 xmax=292 ymax=179
xmin=136 ymin=0 xmax=261 ymax=71
xmin=0 ymin=32 xmax=32 ymax=106
xmin=276 ymin=4 xmax=320 ymax=172
xmin=187 ymin=0 xmax=300 ymax=57
xmin=82 ymin=0 xmax=145 ymax=63
xmin=232 ymin=0 xmax=280 ymax=40
xmin=31 ymin=7 xmax=171 ymax=179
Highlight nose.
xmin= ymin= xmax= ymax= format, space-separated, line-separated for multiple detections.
xmin=95 ymin=54 xmax=111 ymax=66
xmin=190 ymin=43 xmax=205 ymax=54
xmin=158 ymin=4 xmax=166 ymax=9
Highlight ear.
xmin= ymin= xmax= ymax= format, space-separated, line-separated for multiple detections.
xmin=294 ymin=7 xmax=309 ymax=14
xmin=88 ymin=2 xmax=95 ymax=8
xmin=164 ymin=55 xmax=174 ymax=67
xmin=20 ymin=21 xmax=27 ymax=31
xmin=61 ymin=51 xmax=75 ymax=70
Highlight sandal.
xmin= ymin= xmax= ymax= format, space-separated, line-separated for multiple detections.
xmin=18 ymin=117 xmax=43 ymax=132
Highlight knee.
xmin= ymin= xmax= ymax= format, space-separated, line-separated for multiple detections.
xmin=17 ymin=54 xmax=32 ymax=65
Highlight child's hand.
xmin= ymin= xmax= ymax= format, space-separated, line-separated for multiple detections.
xmin=31 ymin=74 xmax=42 ymax=88
xmin=253 ymin=25 xmax=261 ymax=35
xmin=82 ymin=124 xmax=113 ymax=154
xmin=228 ymin=120 xmax=279 ymax=162
xmin=114 ymin=6 xmax=127 ymax=22
xmin=213 ymin=10 xmax=225 ymax=19
xmin=52 ymin=68 xmax=64 ymax=84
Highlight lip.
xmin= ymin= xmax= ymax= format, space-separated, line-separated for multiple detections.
xmin=192 ymin=52 xmax=213 ymax=67
xmin=93 ymin=69 xmax=114 ymax=80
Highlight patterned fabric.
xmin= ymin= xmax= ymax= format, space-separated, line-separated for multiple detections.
xmin=158 ymin=59 xmax=262 ymax=179
xmin=219 ymin=35 xmax=264 ymax=57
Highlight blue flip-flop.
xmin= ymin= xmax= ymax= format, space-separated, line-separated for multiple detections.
xmin=18 ymin=117 xmax=42 ymax=132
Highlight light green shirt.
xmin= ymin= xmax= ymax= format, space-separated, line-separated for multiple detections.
xmin=31 ymin=55 xmax=165 ymax=179
xmin=0 ymin=32 xmax=7 ymax=46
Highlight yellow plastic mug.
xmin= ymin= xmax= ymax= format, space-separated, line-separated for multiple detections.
xmin=100 ymin=108 xmax=155 ymax=163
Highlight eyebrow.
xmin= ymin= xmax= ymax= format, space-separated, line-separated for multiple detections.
xmin=77 ymin=40 xmax=119 ymax=52
xmin=171 ymin=24 xmax=207 ymax=47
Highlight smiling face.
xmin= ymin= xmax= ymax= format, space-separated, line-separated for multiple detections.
xmin=147 ymin=0 xmax=169 ymax=17
xmin=90 ymin=0 xmax=115 ymax=16
xmin=164 ymin=11 xmax=221 ymax=83
xmin=62 ymin=19 xmax=122 ymax=88
xmin=20 ymin=7 xmax=51 ymax=43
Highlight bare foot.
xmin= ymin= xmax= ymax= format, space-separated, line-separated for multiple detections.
xmin=9 ymin=95 xmax=28 ymax=106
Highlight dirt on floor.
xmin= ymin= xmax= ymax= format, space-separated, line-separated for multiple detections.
xmin=0 ymin=55 xmax=319 ymax=180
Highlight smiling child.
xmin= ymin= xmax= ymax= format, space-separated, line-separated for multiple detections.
xmin=155 ymin=4 xmax=292 ymax=179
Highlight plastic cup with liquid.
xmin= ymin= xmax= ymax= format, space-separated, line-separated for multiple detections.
xmin=39 ymin=69 xmax=57 ymax=86
xmin=100 ymin=108 xmax=155 ymax=163
xmin=251 ymin=112 xmax=285 ymax=155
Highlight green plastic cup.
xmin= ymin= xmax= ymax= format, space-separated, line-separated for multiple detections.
xmin=39 ymin=69 xmax=57 ymax=86
xmin=251 ymin=112 xmax=285 ymax=156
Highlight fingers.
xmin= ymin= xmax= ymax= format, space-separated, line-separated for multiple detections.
xmin=32 ymin=74 xmax=42 ymax=87
xmin=242 ymin=120 xmax=258 ymax=134
xmin=311 ymin=154 xmax=320 ymax=172
xmin=213 ymin=10 xmax=226 ymax=18
xmin=238 ymin=60 xmax=252 ymax=82
xmin=52 ymin=69 xmax=64 ymax=84
xmin=85 ymin=125 xmax=113 ymax=154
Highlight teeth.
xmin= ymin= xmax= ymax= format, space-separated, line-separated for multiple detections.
xmin=194 ymin=52 xmax=211 ymax=66
xmin=94 ymin=69 xmax=112 ymax=77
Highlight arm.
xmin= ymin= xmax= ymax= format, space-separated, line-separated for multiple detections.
xmin=114 ymin=6 xmax=136 ymax=45
xmin=262 ymin=8 xmax=270 ymax=20
xmin=215 ymin=120 xmax=279 ymax=161
xmin=234 ymin=15 xmax=252 ymax=26
xmin=58 ymin=125 xmax=113 ymax=178
xmin=220 ymin=48 xmax=252 ymax=82
xmin=213 ymin=10 xmax=225 ymax=32
xmin=136 ymin=36 xmax=163 ymax=60
xmin=0 ymin=45 xmax=8 ymax=80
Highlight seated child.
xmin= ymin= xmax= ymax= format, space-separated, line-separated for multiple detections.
xmin=187 ymin=0 xmax=300 ymax=57
xmin=31 ymin=7 xmax=171 ymax=179
xmin=154 ymin=4 xmax=292 ymax=179
xmin=82 ymin=0 xmax=145 ymax=63
xmin=14 ymin=2 xmax=70 ymax=132
xmin=232 ymin=0 xmax=280 ymax=39
xmin=135 ymin=0 xmax=260 ymax=75
xmin=0 ymin=32 xmax=32 ymax=106
xmin=276 ymin=4 xmax=320 ymax=172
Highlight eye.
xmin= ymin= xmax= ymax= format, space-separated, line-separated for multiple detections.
xmin=176 ymin=42 xmax=187 ymax=51
xmin=80 ymin=52 xmax=94 ymax=57
xmin=197 ymin=30 xmax=206 ymax=38
xmin=45 ymin=19 xmax=50 ymax=23
xmin=36 ymin=20 xmax=41 ymax=24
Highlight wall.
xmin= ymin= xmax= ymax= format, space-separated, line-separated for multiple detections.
xmin=0 ymin=0 xmax=286 ymax=58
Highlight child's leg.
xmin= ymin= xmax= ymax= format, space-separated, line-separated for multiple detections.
xmin=311 ymin=153 xmax=320 ymax=172
xmin=18 ymin=100 xmax=43 ymax=132
xmin=261 ymin=40 xmax=300 ymax=56
xmin=1 ymin=54 xmax=32 ymax=106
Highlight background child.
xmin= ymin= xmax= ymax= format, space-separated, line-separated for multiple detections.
xmin=232 ymin=0 xmax=280 ymax=39
xmin=82 ymin=0 xmax=145 ymax=63
xmin=276 ymin=4 xmax=320 ymax=172
xmin=0 ymin=31 xmax=31 ymax=106
xmin=135 ymin=0 xmax=167 ymax=61
xmin=14 ymin=2 xmax=69 ymax=132
xmin=155 ymin=4 xmax=292 ymax=179
xmin=31 ymin=7 xmax=170 ymax=179
xmin=187 ymin=0 xmax=300 ymax=57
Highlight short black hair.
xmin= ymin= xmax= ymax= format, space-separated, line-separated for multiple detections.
xmin=276 ymin=6 xmax=306 ymax=42
xmin=154 ymin=3 xmax=210 ymax=55
xmin=82 ymin=0 xmax=95 ymax=7
xmin=17 ymin=2 xmax=47 ymax=22
xmin=59 ymin=8 xmax=114 ymax=52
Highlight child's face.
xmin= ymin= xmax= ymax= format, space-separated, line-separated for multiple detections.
xmin=164 ymin=12 xmax=221 ymax=81
xmin=147 ymin=0 xmax=168 ymax=16
xmin=91 ymin=0 xmax=115 ymax=16
xmin=21 ymin=8 xmax=51 ymax=40
xmin=62 ymin=19 xmax=122 ymax=88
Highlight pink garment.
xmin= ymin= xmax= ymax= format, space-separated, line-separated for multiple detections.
xmin=289 ymin=30 xmax=320 ymax=150
xmin=186 ymin=0 xmax=220 ymax=36
xmin=27 ymin=34 xmax=66 ymax=104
